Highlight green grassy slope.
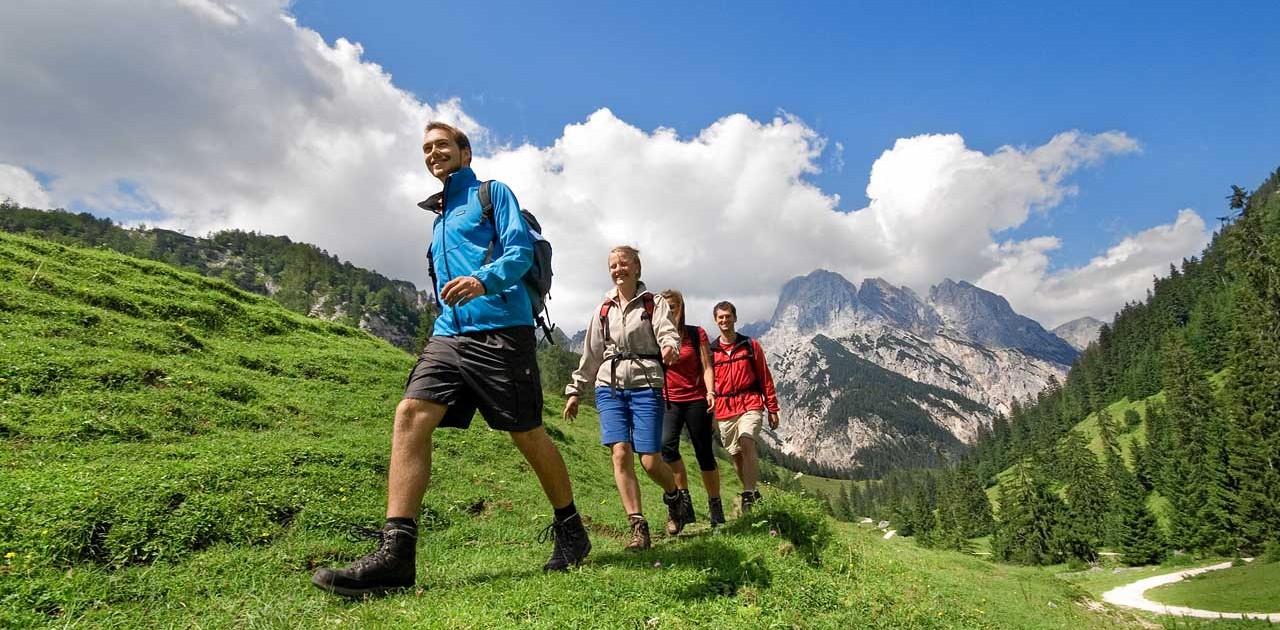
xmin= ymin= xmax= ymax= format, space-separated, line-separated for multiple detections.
xmin=0 ymin=233 xmax=1140 ymax=628
xmin=1147 ymin=561 xmax=1280 ymax=613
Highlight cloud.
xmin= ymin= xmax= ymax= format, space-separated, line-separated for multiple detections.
xmin=0 ymin=1 xmax=1207 ymax=333
xmin=0 ymin=0 xmax=477 ymax=283
xmin=978 ymin=209 xmax=1212 ymax=327
xmin=480 ymin=118 xmax=1158 ymax=329
xmin=0 ymin=165 xmax=52 ymax=208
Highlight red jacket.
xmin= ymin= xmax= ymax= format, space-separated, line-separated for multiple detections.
xmin=710 ymin=334 xmax=779 ymax=420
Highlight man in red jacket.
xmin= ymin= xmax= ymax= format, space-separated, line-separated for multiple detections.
xmin=709 ymin=301 xmax=780 ymax=514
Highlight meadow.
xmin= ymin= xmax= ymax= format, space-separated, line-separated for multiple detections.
xmin=0 ymin=232 xmax=1147 ymax=628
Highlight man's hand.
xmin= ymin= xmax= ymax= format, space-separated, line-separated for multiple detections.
xmin=563 ymin=395 xmax=579 ymax=421
xmin=662 ymin=345 xmax=678 ymax=366
xmin=768 ymin=412 xmax=779 ymax=430
xmin=440 ymin=276 xmax=485 ymax=306
xmin=705 ymin=391 xmax=715 ymax=409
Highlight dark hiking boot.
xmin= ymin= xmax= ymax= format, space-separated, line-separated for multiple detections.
xmin=740 ymin=490 xmax=759 ymax=515
xmin=539 ymin=512 xmax=592 ymax=571
xmin=625 ymin=516 xmax=651 ymax=551
xmin=708 ymin=497 xmax=726 ymax=527
xmin=312 ymin=523 xmax=416 ymax=597
xmin=663 ymin=490 xmax=694 ymax=536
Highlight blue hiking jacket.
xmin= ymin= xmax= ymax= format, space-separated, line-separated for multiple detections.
xmin=427 ymin=167 xmax=534 ymax=336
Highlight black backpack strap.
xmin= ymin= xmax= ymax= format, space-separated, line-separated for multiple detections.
xmin=479 ymin=180 xmax=494 ymax=222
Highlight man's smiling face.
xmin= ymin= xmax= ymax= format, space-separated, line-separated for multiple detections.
xmin=423 ymin=127 xmax=469 ymax=182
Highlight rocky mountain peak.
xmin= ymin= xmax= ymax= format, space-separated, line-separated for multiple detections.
xmin=770 ymin=269 xmax=861 ymax=333
xmin=857 ymin=277 xmax=941 ymax=335
xmin=1052 ymin=316 xmax=1106 ymax=351
xmin=927 ymin=279 xmax=1078 ymax=365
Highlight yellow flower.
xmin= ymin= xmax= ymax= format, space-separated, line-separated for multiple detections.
xmin=3 ymin=552 xmax=15 ymax=559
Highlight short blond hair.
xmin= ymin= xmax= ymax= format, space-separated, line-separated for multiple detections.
xmin=608 ymin=245 xmax=642 ymax=278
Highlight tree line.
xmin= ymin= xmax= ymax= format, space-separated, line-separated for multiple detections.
xmin=819 ymin=167 xmax=1280 ymax=566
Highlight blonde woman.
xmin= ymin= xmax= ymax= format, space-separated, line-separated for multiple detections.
xmin=563 ymin=246 xmax=691 ymax=550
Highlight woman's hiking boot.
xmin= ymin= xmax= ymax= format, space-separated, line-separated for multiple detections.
xmin=539 ymin=512 xmax=592 ymax=571
xmin=708 ymin=497 xmax=726 ymax=527
xmin=625 ymin=515 xmax=651 ymax=551
xmin=664 ymin=489 xmax=695 ymax=535
xmin=739 ymin=489 xmax=762 ymax=515
xmin=311 ymin=522 xmax=416 ymax=597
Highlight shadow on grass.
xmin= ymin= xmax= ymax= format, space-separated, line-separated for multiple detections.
xmin=589 ymin=537 xmax=772 ymax=599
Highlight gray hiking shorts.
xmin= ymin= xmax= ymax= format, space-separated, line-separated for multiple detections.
xmin=403 ymin=326 xmax=543 ymax=432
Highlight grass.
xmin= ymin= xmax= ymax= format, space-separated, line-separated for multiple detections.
xmin=1146 ymin=561 xmax=1280 ymax=613
xmin=0 ymin=232 xmax=1143 ymax=628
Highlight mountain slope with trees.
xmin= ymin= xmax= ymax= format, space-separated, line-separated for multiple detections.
xmin=0 ymin=203 xmax=433 ymax=351
xmin=820 ymin=166 xmax=1280 ymax=567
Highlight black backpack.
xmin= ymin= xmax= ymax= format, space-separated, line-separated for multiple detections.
xmin=420 ymin=180 xmax=557 ymax=342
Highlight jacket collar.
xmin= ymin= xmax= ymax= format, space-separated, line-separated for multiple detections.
xmin=416 ymin=167 xmax=478 ymax=214
xmin=606 ymin=281 xmax=650 ymax=306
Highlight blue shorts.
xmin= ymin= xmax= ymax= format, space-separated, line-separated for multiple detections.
xmin=594 ymin=387 xmax=665 ymax=454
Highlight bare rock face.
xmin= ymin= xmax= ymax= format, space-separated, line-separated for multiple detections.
xmin=758 ymin=270 xmax=1073 ymax=476
xmin=1052 ymin=316 xmax=1106 ymax=351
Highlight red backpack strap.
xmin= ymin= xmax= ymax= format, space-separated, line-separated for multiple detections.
xmin=640 ymin=292 xmax=655 ymax=320
xmin=598 ymin=300 xmax=613 ymax=344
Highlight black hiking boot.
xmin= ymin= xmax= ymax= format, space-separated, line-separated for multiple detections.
xmin=663 ymin=490 xmax=694 ymax=536
xmin=625 ymin=515 xmax=651 ymax=551
xmin=740 ymin=490 xmax=762 ymax=516
xmin=708 ymin=497 xmax=726 ymax=527
xmin=312 ymin=523 xmax=416 ymax=597
xmin=539 ymin=512 xmax=592 ymax=571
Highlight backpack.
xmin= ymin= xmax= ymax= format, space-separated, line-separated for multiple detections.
xmin=599 ymin=291 xmax=657 ymax=347
xmin=710 ymin=334 xmax=764 ymax=398
xmin=420 ymin=180 xmax=556 ymax=342
xmin=598 ymin=291 xmax=665 ymax=397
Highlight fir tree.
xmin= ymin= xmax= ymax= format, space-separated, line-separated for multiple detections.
xmin=1058 ymin=430 xmax=1111 ymax=551
xmin=992 ymin=462 xmax=1065 ymax=565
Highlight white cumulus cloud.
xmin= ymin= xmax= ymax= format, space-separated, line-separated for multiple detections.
xmin=0 ymin=165 xmax=52 ymax=208
xmin=0 ymin=1 xmax=1211 ymax=335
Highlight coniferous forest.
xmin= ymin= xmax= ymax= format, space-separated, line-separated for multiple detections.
xmin=822 ymin=167 xmax=1280 ymax=565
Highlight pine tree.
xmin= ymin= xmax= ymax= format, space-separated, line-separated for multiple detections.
xmin=1222 ymin=281 xmax=1280 ymax=553
xmin=1057 ymin=430 xmax=1111 ymax=552
xmin=1116 ymin=470 xmax=1166 ymax=565
xmin=992 ymin=462 xmax=1065 ymax=565
xmin=1162 ymin=336 xmax=1230 ymax=553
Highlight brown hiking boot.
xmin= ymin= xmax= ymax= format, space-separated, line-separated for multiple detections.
xmin=625 ymin=515 xmax=651 ymax=551
xmin=311 ymin=523 xmax=416 ymax=597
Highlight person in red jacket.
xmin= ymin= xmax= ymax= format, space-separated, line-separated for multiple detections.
xmin=709 ymin=301 xmax=780 ymax=514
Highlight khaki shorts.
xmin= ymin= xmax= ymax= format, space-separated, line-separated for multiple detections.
xmin=717 ymin=410 xmax=764 ymax=455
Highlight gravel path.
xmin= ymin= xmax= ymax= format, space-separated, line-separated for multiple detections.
xmin=1101 ymin=560 xmax=1280 ymax=622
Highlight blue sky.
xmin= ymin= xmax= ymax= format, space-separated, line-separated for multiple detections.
xmin=0 ymin=0 xmax=1275 ymax=326
xmin=293 ymin=0 xmax=1279 ymax=270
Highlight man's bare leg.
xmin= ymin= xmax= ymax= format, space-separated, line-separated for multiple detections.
xmin=510 ymin=426 xmax=573 ymax=508
xmin=737 ymin=436 xmax=759 ymax=491
xmin=387 ymin=398 xmax=447 ymax=519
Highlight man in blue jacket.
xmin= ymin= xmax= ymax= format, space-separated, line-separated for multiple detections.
xmin=313 ymin=122 xmax=590 ymax=597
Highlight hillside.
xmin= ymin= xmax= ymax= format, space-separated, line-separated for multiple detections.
xmin=0 ymin=203 xmax=431 ymax=352
xmin=0 ymin=232 xmax=1136 ymax=628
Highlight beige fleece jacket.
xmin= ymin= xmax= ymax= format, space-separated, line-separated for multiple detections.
xmin=565 ymin=282 xmax=680 ymax=398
